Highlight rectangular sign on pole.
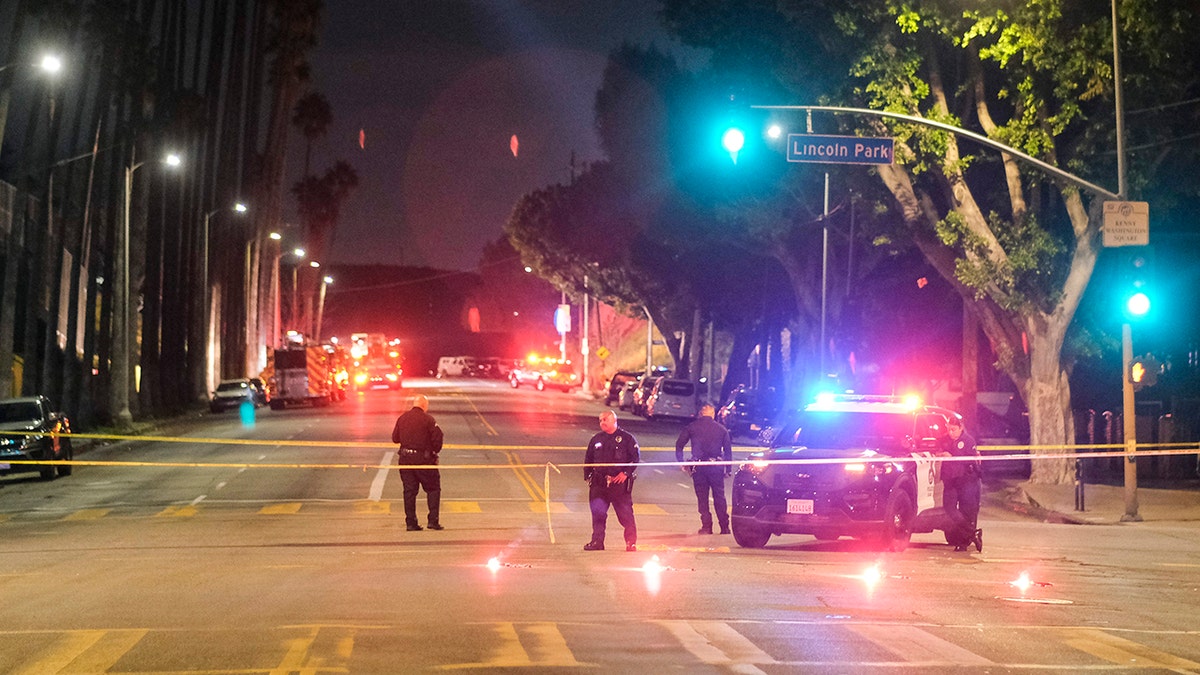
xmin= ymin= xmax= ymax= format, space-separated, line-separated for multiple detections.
xmin=787 ymin=134 xmax=894 ymax=165
xmin=1102 ymin=201 xmax=1149 ymax=247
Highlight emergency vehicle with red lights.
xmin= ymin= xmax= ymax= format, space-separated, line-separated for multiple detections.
xmin=508 ymin=354 xmax=579 ymax=392
xmin=730 ymin=393 xmax=964 ymax=550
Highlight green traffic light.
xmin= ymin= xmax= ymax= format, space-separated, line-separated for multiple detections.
xmin=1126 ymin=291 xmax=1150 ymax=317
xmin=722 ymin=128 xmax=745 ymax=154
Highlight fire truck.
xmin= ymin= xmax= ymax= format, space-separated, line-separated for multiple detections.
xmin=263 ymin=341 xmax=346 ymax=409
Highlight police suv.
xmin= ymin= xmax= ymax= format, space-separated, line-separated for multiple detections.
xmin=731 ymin=394 xmax=963 ymax=551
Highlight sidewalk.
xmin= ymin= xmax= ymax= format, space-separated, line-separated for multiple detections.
xmin=991 ymin=477 xmax=1200 ymax=524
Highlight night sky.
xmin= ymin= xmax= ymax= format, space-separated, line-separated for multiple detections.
xmin=289 ymin=1 xmax=706 ymax=272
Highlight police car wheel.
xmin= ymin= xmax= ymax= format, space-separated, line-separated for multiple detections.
xmin=877 ymin=489 xmax=915 ymax=551
xmin=732 ymin=521 xmax=771 ymax=548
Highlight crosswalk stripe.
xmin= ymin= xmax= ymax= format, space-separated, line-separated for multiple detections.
xmin=849 ymin=624 xmax=993 ymax=665
xmin=12 ymin=630 xmax=106 ymax=675
xmin=1051 ymin=627 xmax=1200 ymax=669
xmin=657 ymin=620 xmax=775 ymax=673
xmin=436 ymin=622 xmax=588 ymax=669
xmin=259 ymin=502 xmax=303 ymax=514
xmin=59 ymin=629 xmax=147 ymax=673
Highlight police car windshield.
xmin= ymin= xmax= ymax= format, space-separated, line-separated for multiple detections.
xmin=774 ymin=411 xmax=912 ymax=452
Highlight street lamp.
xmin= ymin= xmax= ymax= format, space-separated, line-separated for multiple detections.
xmin=288 ymin=248 xmax=306 ymax=337
xmin=198 ymin=201 xmax=247 ymax=399
xmin=315 ymin=275 xmax=333 ymax=342
xmin=114 ymin=151 xmax=182 ymax=428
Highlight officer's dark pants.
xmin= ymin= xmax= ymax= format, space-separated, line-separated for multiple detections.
xmin=691 ymin=466 xmax=729 ymax=530
xmin=942 ymin=476 xmax=981 ymax=542
xmin=588 ymin=480 xmax=637 ymax=546
xmin=400 ymin=468 xmax=441 ymax=526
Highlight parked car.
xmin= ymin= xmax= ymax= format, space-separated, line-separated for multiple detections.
xmin=644 ymin=378 xmax=700 ymax=420
xmin=210 ymin=378 xmax=267 ymax=412
xmin=630 ymin=376 xmax=663 ymax=416
xmin=465 ymin=357 xmax=508 ymax=379
xmin=731 ymin=393 xmax=964 ymax=551
xmin=0 ymin=396 xmax=73 ymax=480
xmin=604 ymin=370 xmax=642 ymax=406
xmin=436 ymin=356 xmax=475 ymax=378
xmin=717 ymin=386 xmax=782 ymax=439
xmin=617 ymin=380 xmax=639 ymax=411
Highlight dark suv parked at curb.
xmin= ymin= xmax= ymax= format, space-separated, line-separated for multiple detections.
xmin=0 ymin=396 xmax=73 ymax=480
xmin=731 ymin=394 xmax=961 ymax=551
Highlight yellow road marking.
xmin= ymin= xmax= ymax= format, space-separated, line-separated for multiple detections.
xmin=13 ymin=630 xmax=106 ymax=675
xmin=505 ymin=451 xmax=546 ymax=502
xmin=1051 ymin=627 xmax=1200 ymax=669
xmin=443 ymin=501 xmax=482 ymax=513
xmin=156 ymin=505 xmax=197 ymax=517
xmin=260 ymin=502 xmax=303 ymax=515
xmin=436 ymin=622 xmax=587 ymax=669
xmin=354 ymin=500 xmax=390 ymax=514
xmin=633 ymin=504 xmax=668 ymax=515
xmin=62 ymin=508 xmax=110 ymax=521
xmin=528 ymin=501 xmax=571 ymax=513
xmin=455 ymin=392 xmax=498 ymax=436
xmin=270 ymin=626 xmax=319 ymax=675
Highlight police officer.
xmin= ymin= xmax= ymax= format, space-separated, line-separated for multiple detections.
xmin=583 ymin=410 xmax=640 ymax=551
xmin=675 ymin=404 xmax=733 ymax=534
xmin=391 ymin=394 xmax=445 ymax=531
xmin=940 ymin=416 xmax=983 ymax=551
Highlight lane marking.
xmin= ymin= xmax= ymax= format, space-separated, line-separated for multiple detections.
xmin=658 ymin=620 xmax=775 ymax=672
xmin=63 ymin=508 xmax=110 ymax=521
xmin=633 ymin=504 xmax=669 ymax=516
xmin=527 ymin=501 xmax=571 ymax=513
xmin=437 ymin=622 xmax=587 ymax=669
xmin=443 ymin=501 xmax=482 ymax=513
xmin=260 ymin=502 xmax=303 ymax=515
xmin=849 ymin=623 xmax=993 ymax=666
xmin=455 ymin=392 xmax=498 ymax=436
xmin=1050 ymin=627 xmax=1200 ymax=670
xmin=13 ymin=630 xmax=106 ymax=675
xmin=355 ymin=500 xmax=390 ymax=514
xmin=367 ymin=450 xmax=395 ymax=502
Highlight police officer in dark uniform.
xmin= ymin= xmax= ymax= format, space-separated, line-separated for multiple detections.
xmin=940 ymin=416 xmax=983 ymax=552
xmin=583 ymin=410 xmax=640 ymax=551
xmin=391 ymin=394 xmax=445 ymax=531
xmin=675 ymin=404 xmax=733 ymax=534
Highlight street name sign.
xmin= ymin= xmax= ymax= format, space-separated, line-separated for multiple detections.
xmin=1102 ymin=201 xmax=1149 ymax=247
xmin=787 ymin=134 xmax=894 ymax=165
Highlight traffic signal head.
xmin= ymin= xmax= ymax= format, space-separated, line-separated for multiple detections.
xmin=1120 ymin=246 xmax=1153 ymax=320
xmin=1129 ymin=355 xmax=1160 ymax=390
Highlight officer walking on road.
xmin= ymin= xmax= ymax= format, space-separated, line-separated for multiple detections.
xmin=391 ymin=394 xmax=445 ymax=531
xmin=675 ymin=404 xmax=733 ymax=534
xmin=583 ymin=410 xmax=640 ymax=551
xmin=940 ymin=416 xmax=983 ymax=552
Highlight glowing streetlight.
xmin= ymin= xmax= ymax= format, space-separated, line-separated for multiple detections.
xmin=115 ymin=152 xmax=183 ymax=428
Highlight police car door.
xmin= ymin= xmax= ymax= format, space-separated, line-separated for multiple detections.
xmin=911 ymin=413 xmax=947 ymax=512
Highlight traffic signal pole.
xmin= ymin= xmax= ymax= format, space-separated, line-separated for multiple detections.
xmin=1120 ymin=323 xmax=1141 ymax=521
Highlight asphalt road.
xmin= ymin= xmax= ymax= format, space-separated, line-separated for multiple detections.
xmin=0 ymin=378 xmax=1197 ymax=673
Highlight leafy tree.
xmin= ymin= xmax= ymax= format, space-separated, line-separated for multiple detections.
xmin=662 ymin=0 xmax=1200 ymax=483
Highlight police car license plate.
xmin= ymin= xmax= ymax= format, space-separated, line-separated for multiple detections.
xmin=786 ymin=499 xmax=814 ymax=515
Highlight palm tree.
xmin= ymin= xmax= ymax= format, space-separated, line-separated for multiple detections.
xmin=293 ymin=91 xmax=331 ymax=177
